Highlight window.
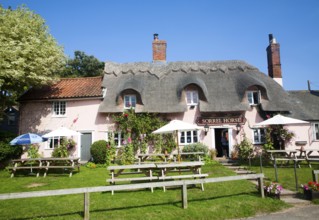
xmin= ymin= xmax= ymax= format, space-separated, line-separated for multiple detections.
xmin=7 ymin=114 xmax=16 ymax=125
xmin=46 ymin=137 xmax=59 ymax=149
xmin=313 ymin=123 xmax=319 ymax=140
xmin=102 ymin=88 xmax=107 ymax=98
xmin=253 ymin=128 xmax=266 ymax=144
xmin=180 ymin=130 xmax=198 ymax=144
xmin=114 ymin=132 xmax=125 ymax=147
xmin=124 ymin=95 xmax=136 ymax=109
xmin=186 ymin=91 xmax=199 ymax=105
xmin=53 ymin=101 xmax=66 ymax=116
xmin=247 ymin=91 xmax=260 ymax=105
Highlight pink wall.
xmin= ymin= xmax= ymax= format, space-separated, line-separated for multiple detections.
xmin=19 ymin=99 xmax=106 ymax=158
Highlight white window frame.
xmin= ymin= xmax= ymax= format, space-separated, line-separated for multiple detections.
xmin=252 ymin=128 xmax=266 ymax=144
xmin=180 ymin=130 xmax=198 ymax=144
xmin=45 ymin=137 xmax=60 ymax=149
xmin=247 ymin=91 xmax=260 ymax=105
xmin=313 ymin=123 xmax=319 ymax=141
xmin=124 ymin=95 xmax=136 ymax=109
xmin=52 ymin=101 xmax=66 ymax=117
xmin=114 ymin=132 xmax=125 ymax=148
xmin=186 ymin=90 xmax=199 ymax=105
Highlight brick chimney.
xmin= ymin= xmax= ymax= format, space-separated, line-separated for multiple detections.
xmin=266 ymin=34 xmax=283 ymax=86
xmin=152 ymin=33 xmax=167 ymax=63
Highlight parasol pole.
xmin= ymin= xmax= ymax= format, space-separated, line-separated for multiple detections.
xmin=176 ymin=130 xmax=181 ymax=163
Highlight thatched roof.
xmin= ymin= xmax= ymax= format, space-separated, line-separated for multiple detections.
xmin=99 ymin=60 xmax=294 ymax=113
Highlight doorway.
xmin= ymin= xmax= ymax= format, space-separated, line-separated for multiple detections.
xmin=81 ymin=133 xmax=92 ymax=161
xmin=214 ymin=128 xmax=229 ymax=157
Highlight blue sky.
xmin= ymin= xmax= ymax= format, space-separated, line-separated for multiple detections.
xmin=2 ymin=0 xmax=319 ymax=90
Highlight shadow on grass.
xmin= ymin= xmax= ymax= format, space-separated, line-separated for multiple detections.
xmin=10 ymin=190 xmax=261 ymax=220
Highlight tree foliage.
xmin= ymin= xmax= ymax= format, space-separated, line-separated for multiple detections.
xmin=61 ymin=51 xmax=104 ymax=78
xmin=0 ymin=6 xmax=65 ymax=115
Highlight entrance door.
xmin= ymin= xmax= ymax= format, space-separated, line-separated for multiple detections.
xmin=214 ymin=128 xmax=229 ymax=157
xmin=81 ymin=133 xmax=92 ymax=161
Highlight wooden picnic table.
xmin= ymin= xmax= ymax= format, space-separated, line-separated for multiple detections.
xmin=296 ymin=148 xmax=319 ymax=168
xmin=156 ymin=161 xmax=207 ymax=191
xmin=107 ymin=161 xmax=207 ymax=194
xmin=9 ymin=157 xmax=80 ymax=178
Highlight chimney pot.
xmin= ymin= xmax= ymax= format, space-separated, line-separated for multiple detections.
xmin=153 ymin=33 xmax=159 ymax=40
xmin=269 ymin=34 xmax=273 ymax=43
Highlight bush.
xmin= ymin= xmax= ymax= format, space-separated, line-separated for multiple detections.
xmin=182 ymin=143 xmax=209 ymax=160
xmin=0 ymin=139 xmax=23 ymax=166
xmin=236 ymin=137 xmax=253 ymax=161
xmin=90 ymin=140 xmax=107 ymax=164
xmin=51 ymin=145 xmax=68 ymax=158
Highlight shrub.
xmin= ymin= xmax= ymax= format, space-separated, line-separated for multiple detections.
xmin=235 ymin=137 xmax=253 ymax=161
xmin=0 ymin=139 xmax=23 ymax=166
xmin=51 ymin=145 xmax=68 ymax=158
xmin=182 ymin=143 xmax=208 ymax=160
xmin=90 ymin=140 xmax=107 ymax=164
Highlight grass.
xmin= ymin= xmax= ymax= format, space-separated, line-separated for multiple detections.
xmin=242 ymin=158 xmax=319 ymax=192
xmin=0 ymin=161 xmax=290 ymax=220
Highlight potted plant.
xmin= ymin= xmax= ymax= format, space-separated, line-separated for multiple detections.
xmin=301 ymin=181 xmax=319 ymax=200
xmin=263 ymin=181 xmax=283 ymax=199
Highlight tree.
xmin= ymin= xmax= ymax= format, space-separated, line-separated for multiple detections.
xmin=61 ymin=51 xmax=105 ymax=77
xmin=0 ymin=6 xmax=66 ymax=117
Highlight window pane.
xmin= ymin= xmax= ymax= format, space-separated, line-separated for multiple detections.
xmin=253 ymin=92 xmax=259 ymax=104
xmin=193 ymin=91 xmax=198 ymax=104
xmin=248 ymin=92 xmax=253 ymax=104
xmin=186 ymin=92 xmax=192 ymax=103
xmin=186 ymin=131 xmax=191 ymax=143
xmin=180 ymin=131 xmax=185 ymax=143
xmin=315 ymin=124 xmax=319 ymax=140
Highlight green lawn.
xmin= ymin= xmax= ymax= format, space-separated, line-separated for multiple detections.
xmin=243 ymin=158 xmax=319 ymax=192
xmin=0 ymin=162 xmax=290 ymax=220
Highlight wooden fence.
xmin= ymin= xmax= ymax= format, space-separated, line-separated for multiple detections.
xmin=0 ymin=173 xmax=265 ymax=220
xmin=313 ymin=170 xmax=319 ymax=182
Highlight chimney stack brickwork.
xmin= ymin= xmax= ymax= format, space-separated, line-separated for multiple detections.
xmin=152 ymin=33 xmax=167 ymax=62
xmin=266 ymin=34 xmax=282 ymax=79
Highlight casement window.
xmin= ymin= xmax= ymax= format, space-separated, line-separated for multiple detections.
xmin=313 ymin=123 xmax=319 ymax=140
xmin=53 ymin=101 xmax=66 ymax=116
xmin=7 ymin=114 xmax=16 ymax=125
xmin=114 ymin=132 xmax=125 ymax=147
xmin=253 ymin=128 xmax=266 ymax=144
xmin=180 ymin=130 xmax=198 ymax=144
xmin=124 ymin=95 xmax=136 ymax=109
xmin=247 ymin=91 xmax=260 ymax=105
xmin=186 ymin=90 xmax=199 ymax=105
xmin=46 ymin=137 xmax=59 ymax=149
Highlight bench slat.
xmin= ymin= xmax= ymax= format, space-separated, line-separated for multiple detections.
xmin=158 ymin=174 xmax=208 ymax=180
xmin=107 ymin=176 xmax=158 ymax=182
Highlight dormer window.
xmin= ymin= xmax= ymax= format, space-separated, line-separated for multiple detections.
xmin=247 ymin=91 xmax=260 ymax=105
xmin=186 ymin=90 xmax=198 ymax=105
xmin=124 ymin=95 xmax=136 ymax=109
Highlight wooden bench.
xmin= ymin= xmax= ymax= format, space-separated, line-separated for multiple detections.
xmin=8 ymin=158 xmax=80 ymax=178
xmin=107 ymin=164 xmax=157 ymax=194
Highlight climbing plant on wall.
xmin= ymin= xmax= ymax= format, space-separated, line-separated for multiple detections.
xmin=112 ymin=109 xmax=175 ymax=164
